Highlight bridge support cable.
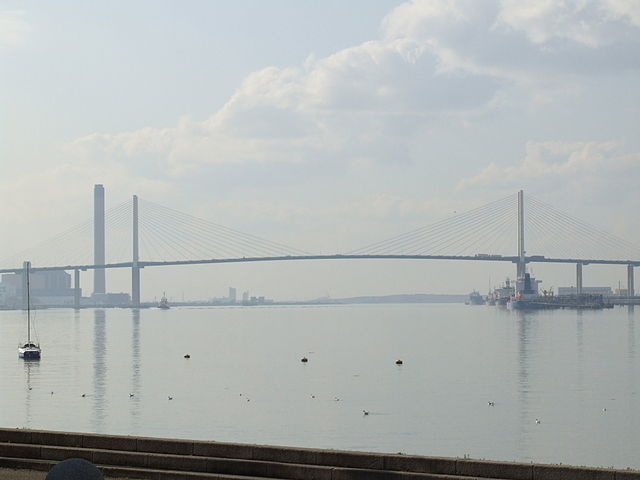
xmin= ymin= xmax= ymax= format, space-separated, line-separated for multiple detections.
xmin=0 ymin=199 xmax=132 ymax=270
xmin=349 ymin=193 xmax=518 ymax=257
xmin=139 ymin=208 xmax=241 ymax=260
xmin=434 ymin=203 xmax=516 ymax=256
xmin=142 ymin=199 xmax=308 ymax=257
xmin=381 ymin=195 xmax=515 ymax=255
xmin=137 ymin=198 xmax=308 ymax=262
xmin=525 ymin=212 xmax=577 ymax=259
xmin=526 ymin=195 xmax=640 ymax=261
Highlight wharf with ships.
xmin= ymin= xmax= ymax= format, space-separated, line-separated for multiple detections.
xmin=469 ymin=274 xmax=617 ymax=310
xmin=465 ymin=191 xmax=634 ymax=311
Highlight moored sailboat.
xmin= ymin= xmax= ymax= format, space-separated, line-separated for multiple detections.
xmin=18 ymin=262 xmax=41 ymax=360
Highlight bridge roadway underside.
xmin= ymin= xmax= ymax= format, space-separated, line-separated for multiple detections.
xmin=2 ymin=254 xmax=640 ymax=275
xmin=0 ymin=427 xmax=638 ymax=480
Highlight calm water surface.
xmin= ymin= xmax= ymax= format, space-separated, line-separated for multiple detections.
xmin=0 ymin=304 xmax=638 ymax=469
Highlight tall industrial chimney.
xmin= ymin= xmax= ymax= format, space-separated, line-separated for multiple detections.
xmin=93 ymin=184 xmax=106 ymax=295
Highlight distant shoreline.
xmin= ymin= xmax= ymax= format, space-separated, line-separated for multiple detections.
xmin=0 ymin=293 xmax=468 ymax=310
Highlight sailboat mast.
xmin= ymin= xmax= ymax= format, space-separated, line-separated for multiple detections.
xmin=26 ymin=262 xmax=31 ymax=344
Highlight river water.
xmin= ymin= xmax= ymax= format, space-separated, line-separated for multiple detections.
xmin=0 ymin=303 xmax=638 ymax=469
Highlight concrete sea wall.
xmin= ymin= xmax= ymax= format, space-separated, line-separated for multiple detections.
xmin=0 ymin=427 xmax=638 ymax=479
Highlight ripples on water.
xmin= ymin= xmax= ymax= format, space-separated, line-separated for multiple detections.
xmin=0 ymin=304 xmax=638 ymax=469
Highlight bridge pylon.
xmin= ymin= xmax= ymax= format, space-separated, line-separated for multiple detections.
xmin=93 ymin=184 xmax=106 ymax=296
xmin=132 ymin=195 xmax=141 ymax=307
xmin=516 ymin=189 xmax=526 ymax=280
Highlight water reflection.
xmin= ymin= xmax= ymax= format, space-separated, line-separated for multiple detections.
xmin=130 ymin=309 xmax=141 ymax=428
xmin=92 ymin=309 xmax=107 ymax=431
xmin=515 ymin=310 xmax=533 ymax=459
xmin=576 ymin=312 xmax=584 ymax=393
xmin=23 ymin=360 xmax=39 ymax=427
xmin=629 ymin=307 xmax=636 ymax=395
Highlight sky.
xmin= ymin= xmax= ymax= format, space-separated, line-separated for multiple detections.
xmin=1 ymin=0 xmax=639 ymax=301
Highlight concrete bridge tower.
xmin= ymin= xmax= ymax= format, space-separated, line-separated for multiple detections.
xmin=131 ymin=195 xmax=140 ymax=307
xmin=517 ymin=190 xmax=526 ymax=280
xmin=93 ymin=184 xmax=106 ymax=296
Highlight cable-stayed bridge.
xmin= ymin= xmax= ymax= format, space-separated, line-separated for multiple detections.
xmin=1 ymin=188 xmax=639 ymax=307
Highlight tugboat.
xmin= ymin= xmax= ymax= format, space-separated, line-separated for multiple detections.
xmin=158 ymin=292 xmax=170 ymax=309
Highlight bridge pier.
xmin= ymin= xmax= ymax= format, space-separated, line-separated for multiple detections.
xmin=74 ymin=269 xmax=81 ymax=309
xmin=132 ymin=266 xmax=140 ymax=307
xmin=576 ymin=263 xmax=583 ymax=295
xmin=628 ymin=264 xmax=635 ymax=298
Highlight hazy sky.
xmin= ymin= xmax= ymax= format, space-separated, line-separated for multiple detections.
xmin=1 ymin=0 xmax=639 ymax=300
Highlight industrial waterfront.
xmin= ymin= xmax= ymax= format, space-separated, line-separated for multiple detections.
xmin=1 ymin=303 xmax=638 ymax=470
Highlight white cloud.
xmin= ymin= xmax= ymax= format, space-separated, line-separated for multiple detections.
xmin=456 ymin=141 xmax=640 ymax=208
xmin=0 ymin=10 xmax=30 ymax=47
xmin=65 ymin=0 xmax=640 ymax=180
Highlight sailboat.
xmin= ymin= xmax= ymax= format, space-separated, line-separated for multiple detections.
xmin=158 ymin=292 xmax=170 ymax=309
xmin=18 ymin=262 xmax=41 ymax=360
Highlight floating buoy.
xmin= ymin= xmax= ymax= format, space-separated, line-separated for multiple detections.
xmin=184 ymin=354 xmax=191 ymax=359
xmin=395 ymin=359 xmax=403 ymax=365
xmin=301 ymin=357 xmax=308 ymax=363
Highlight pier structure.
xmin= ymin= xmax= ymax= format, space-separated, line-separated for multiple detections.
xmin=576 ymin=263 xmax=583 ymax=296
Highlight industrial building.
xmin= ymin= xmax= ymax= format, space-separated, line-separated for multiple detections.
xmin=0 ymin=270 xmax=76 ymax=307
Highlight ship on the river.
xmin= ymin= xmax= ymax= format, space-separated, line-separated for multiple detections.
xmin=506 ymin=272 xmax=613 ymax=310
xmin=487 ymin=278 xmax=515 ymax=306
xmin=466 ymin=291 xmax=485 ymax=305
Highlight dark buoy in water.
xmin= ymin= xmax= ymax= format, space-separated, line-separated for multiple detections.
xmin=184 ymin=354 xmax=191 ymax=358
xmin=395 ymin=359 xmax=403 ymax=365
xmin=301 ymin=356 xmax=308 ymax=363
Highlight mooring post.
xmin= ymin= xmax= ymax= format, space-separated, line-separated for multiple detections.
xmin=131 ymin=195 xmax=141 ymax=307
